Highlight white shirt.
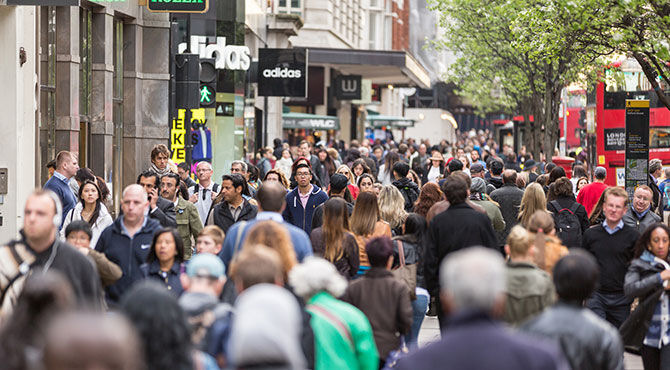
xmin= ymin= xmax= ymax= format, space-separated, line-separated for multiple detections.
xmin=427 ymin=166 xmax=441 ymax=183
xmin=189 ymin=182 xmax=217 ymax=225
xmin=60 ymin=202 xmax=114 ymax=248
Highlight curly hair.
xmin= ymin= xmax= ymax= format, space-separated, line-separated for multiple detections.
xmin=413 ymin=182 xmax=443 ymax=218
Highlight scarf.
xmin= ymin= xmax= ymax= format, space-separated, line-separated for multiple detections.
xmin=149 ymin=163 xmax=172 ymax=177
xmin=469 ymin=192 xmax=485 ymax=201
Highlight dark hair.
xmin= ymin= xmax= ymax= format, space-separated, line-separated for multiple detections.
xmin=248 ymin=164 xmax=260 ymax=182
xmin=74 ymin=167 xmax=95 ymax=184
xmin=221 ymin=174 xmax=247 ymax=192
xmin=502 ymin=170 xmax=517 ymax=185
xmin=147 ymin=228 xmax=184 ymax=265
xmin=365 ymin=236 xmax=394 ymax=267
xmin=553 ymin=250 xmax=599 ymax=303
xmin=572 ymin=165 xmax=587 ymax=178
xmin=137 ymin=171 xmax=159 ymax=188
xmin=323 ymin=198 xmax=351 ymax=262
xmin=177 ymin=162 xmax=190 ymax=172
xmin=383 ymin=152 xmax=400 ymax=178
xmin=78 ymin=180 xmax=102 ymax=226
xmin=295 ymin=163 xmax=311 ymax=173
xmin=448 ymin=158 xmax=463 ymax=173
xmin=392 ymin=161 xmax=410 ymax=178
xmin=46 ymin=159 xmax=57 ymax=169
xmin=120 ymin=281 xmax=193 ymax=370
xmin=403 ymin=213 xmax=426 ymax=240
xmin=357 ymin=173 xmax=375 ymax=188
xmin=95 ymin=176 xmax=110 ymax=203
xmin=490 ymin=159 xmax=504 ymax=176
xmin=548 ymin=167 xmax=566 ymax=185
xmin=351 ymin=159 xmax=370 ymax=175
xmin=544 ymin=162 xmax=556 ymax=174
xmin=634 ymin=223 xmax=670 ymax=259
xmin=444 ymin=175 xmax=468 ymax=205
xmin=161 ymin=172 xmax=181 ymax=187
xmin=551 ymin=177 xmax=574 ymax=198
xmin=64 ymin=220 xmax=93 ymax=240
xmin=413 ymin=182 xmax=443 ymax=218
xmin=257 ymin=182 xmax=287 ymax=212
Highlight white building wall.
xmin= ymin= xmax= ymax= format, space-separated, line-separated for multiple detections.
xmin=398 ymin=108 xmax=456 ymax=144
xmin=0 ymin=5 xmax=37 ymax=240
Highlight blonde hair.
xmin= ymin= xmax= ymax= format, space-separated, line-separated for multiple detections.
xmin=198 ymin=225 xmax=225 ymax=246
xmin=506 ymin=225 xmax=534 ymax=257
xmin=518 ymin=183 xmax=547 ymax=227
xmin=243 ymin=221 xmax=297 ymax=280
xmin=336 ymin=164 xmax=355 ymax=184
xmin=378 ymin=185 xmax=407 ymax=230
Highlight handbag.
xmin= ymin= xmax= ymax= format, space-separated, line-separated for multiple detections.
xmin=392 ymin=240 xmax=417 ymax=301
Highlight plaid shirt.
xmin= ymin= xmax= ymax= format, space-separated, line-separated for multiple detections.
xmin=642 ymin=250 xmax=670 ymax=348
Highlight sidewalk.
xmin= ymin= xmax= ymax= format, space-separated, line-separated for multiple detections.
xmin=417 ymin=316 xmax=643 ymax=369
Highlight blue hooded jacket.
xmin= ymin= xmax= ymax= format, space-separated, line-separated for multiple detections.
xmin=282 ymin=185 xmax=328 ymax=234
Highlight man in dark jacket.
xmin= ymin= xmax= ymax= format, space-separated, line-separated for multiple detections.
xmin=522 ymin=251 xmax=624 ymax=370
xmin=43 ymin=151 xmax=79 ymax=230
xmin=207 ymin=174 xmax=258 ymax=233
xmin=486 ymin=159 xmax=504 ymax=194
xmin=137 ymin=171 xmax=177 ymax=228
xmin=391 ymin=161 xmax=419 ymax=212
xmin=397 ymin=247 xmax=568 ymax=370
xmin=283 ymin=164 xmax=328 ymax=233
xmin=96 ymin=184 xmax=162 ymax=305
xmin=490 ymin=170 xmax=524 ymax=248
xmin=582 ymin=186 xmax=639 ymax=328
xmin=648 ymin=158 xmax=664 ymax=218
xmin=424 ymin=175 xmax=498 ymax=329
xmin=311 ymin=174 xmax=354 ymax=231
xmin=622 ymin=185 xmax=661 ymax=234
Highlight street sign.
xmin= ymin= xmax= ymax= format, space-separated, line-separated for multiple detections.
xmin=624 ymin=99 xmax=650 ymax=199
xmin=147 ymin=0 xmax=208 ymax=13
xmin=199 ymin=85 xmax=215 ymax=106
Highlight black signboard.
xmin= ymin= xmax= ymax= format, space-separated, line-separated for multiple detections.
xmin=147 ymin=0 xmax=208 ymax=13
xmin=6 ymin=0 xmax=78 ymax=5
xmin=258 ymin=48 xmax=308 ymax=97
xmin=604 ymin=128 xmax=625 ymax=151
xmin=625 ymin=100 xmax=650 ymax=198
xmin=334 ymin=75 xmax=362 ymax=100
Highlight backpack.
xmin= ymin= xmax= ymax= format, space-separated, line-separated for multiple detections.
xmin=550 ymin=200 xmax=582 ymax=249
xmin=662 ymin=181 xmax=670 ymax=211
xmin=399 ymin=185 xmax=419 ymax=212
xmin=193 ymin=182 xmax=220 ymax=195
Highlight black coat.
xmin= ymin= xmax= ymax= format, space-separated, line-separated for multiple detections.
xmin=650 ymin=174 xmax=664 ymax=218
xmin=152 ymin=196 xmax=177 ymax=228
xmin=490 ymin=184 xmax=524 ymax=246
xmin=210 ymin=199 xmax=258 ymax=233
xmin=424 ymin=202 xmax=498 ymax=298
xmin=547 ymin=196 xmax=590 ymax=249
xmin=392 ymin=177 xmax=420 ymax=212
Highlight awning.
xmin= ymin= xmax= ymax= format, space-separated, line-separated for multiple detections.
xmin=283 ymin=112 xmax=340 ymax=130
xmin=367 ymin=115 xmax=416 ymax=128
xmin=306 ymin=48 xmax=431 ymax=89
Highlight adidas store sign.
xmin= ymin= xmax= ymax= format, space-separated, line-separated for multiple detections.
xmin=257 ymin=48 xmax=308 ymax=97
xmin=262 ymin=67 xmax=302 ymax=79
xmin=178 ymin=36 xmax=251 ymax=71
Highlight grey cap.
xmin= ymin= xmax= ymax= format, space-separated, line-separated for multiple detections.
xmin=187 ymin=253 xmax=225 ymax=278
xmin=594 ymin=166 xmax=607 ymax=179
xmin=471 ymin=177 xmax=487 ymax=194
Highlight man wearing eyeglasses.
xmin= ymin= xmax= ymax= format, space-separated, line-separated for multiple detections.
xmin=188 ymin=161 xmax=220 ymax=225
xmin=283 ymin=163 xmax=328 ymax=233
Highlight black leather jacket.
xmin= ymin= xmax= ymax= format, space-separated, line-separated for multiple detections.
xmin=521 ymin=302 xmax=624 ymax=370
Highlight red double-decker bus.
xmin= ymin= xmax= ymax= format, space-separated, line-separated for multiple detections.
xmin=594 ymin=58 xmax=670 ymax=186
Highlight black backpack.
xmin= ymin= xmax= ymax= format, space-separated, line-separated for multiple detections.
xmin=550 ymin=200 xmax=582 ymax=248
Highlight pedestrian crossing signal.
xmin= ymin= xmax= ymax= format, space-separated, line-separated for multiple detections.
xmin=200 ymin=85 xmax=215 ymax=107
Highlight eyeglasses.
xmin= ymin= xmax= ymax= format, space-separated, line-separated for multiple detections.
xmin=296 ymin=172 xmax=311 ymax=177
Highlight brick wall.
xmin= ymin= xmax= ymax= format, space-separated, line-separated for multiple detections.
xmin=391 ymin=0 xmax=409 ymax=51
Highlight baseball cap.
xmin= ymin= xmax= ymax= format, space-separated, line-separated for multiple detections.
xmin=187 ymin=253 xmax=225 ymax=278
xmin=470 ymin=163 xmax=484 ymax=174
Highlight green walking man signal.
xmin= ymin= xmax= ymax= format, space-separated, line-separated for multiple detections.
xmin=200 ymin=85 xmax=215 ymax=107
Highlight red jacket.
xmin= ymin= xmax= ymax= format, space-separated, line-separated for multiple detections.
xmin=576 ymin=182 xmax=608 ymax=216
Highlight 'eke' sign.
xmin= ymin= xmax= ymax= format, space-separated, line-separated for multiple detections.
xmin=147 ymin=0 xmax=208 ymax=13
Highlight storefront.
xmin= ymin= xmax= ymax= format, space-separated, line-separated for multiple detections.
xmin=282 ymin=111 xmax=340 ymax=146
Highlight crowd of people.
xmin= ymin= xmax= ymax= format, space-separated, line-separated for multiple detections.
xmin=2 ymin=131 xmax=670 ymax=369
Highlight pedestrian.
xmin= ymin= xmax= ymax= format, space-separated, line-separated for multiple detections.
xmin=95 ymin=184 xmax=162 ymax=305
xmin=275 ymin=148 xmax=294 ymax=180
xmin=423 ymin=151 xmax=444 ymax=184
xmin=392 ymin=213 xmax=428 ymax=348
xmin=412 ymin=182 xmax=443 ymax=220
xmin=64 ymin=220 xmax=122 ymax=288
xmin=470 ymin=177 xmax=505 ymax=232
xmin=148 ymin=144 xmax=176 ymax=176
xmin=576 ymin=166 xmax=608 ymax=216
xmin=575 ymin=176 xmax=589 ymax=195
xmin=290 ymin=257 xmax=379 ymax=370
xmin=136 ymin=171 xmax=177 ymax=228
xmin=336 ymin=164 xmax=360 ymax=200
xmin=0 ymin=271 xmax=75 ymax=369
xmin=316 ymin=148 xmax=337 ymax=189
xmin=263 ymin=168 xmax=290 ymax=190
xmin=571 ymin=165 xmax=588 ymax=195
xmin=357 ymin=173 xmax=375 ymax=194
xmin=525 ymin=210 xmax=569 ymax=275
xmin=582 ymin=186 xmax=639 ymax=328
xmin=221 ymin=182 xmax=312 ymax=271
xmin=140 ymin=228 xmax=185 ymax=296
xmin=59 ymin=180 xmax=113 ymax=248
xmin=310 ymin=198 xmax=359 ymax=279
xmin=160 ymin=172 xmax=203 ymax=259
xmin=490 ymin=169 xmax=525 ymax=248
xmin=207 ymin=174 xmax=258 ymax=233
xmin=188 ymin=161 xmax=220 ymax=225
xmin=342 ymin=237 xmax=412 ymax=365
xmin=486 ymin=159 xmax=504 ymax=194
xmin=395 ymin=247 xmax=569 ymax=370
xmin=424 ymin=175 xmax=498 ymax=329
xmin=229 ymin=284 xmax=307 ymax=370
xmin=283 ymin=164 xmax=328 ymax=233
xmin=43 ymin=151 xmax=79 ymax=228
xmin=502 ymin=225 xmax=555 ymax=325
xmin=298 ymin=140 xmax=320 ymax=170
xmin=621 ymin=223 xmax=670 ymax=368
xmin=242 ymin=221 xmax=297 ymax=283
xmin=378 ymin=151 xmax=400 ymax=186
xmin=121 ymin=281 xmax=217 ymax=370
xmin=391 ymin=162 xmax=420 ymax=212
xmin=351 ymin=158 xmax=371 ymax=184
xmin=623 ymin=185 xmax=661 ymax=233
xmin=256 ymin=147 xmax=274 ymax=180
xmin=522 ymin=250 xmax=624 ymax=370
xmin=350 ymin=192 xmax=392 ymax=275
xmin=546 ymin=177 xmax=590 ymax=249
xmin=523 ymin=159 xmax=539 ymax=183
xmin=195 ymin=225 xmax=225 ymax=255
xmin=311 ymin=173 xmax=353 ymax=231
xmin=649 ymin=158 xmax=665 ymax=218
xmin=177 ymin=162 xmax=197 ymax=188
xmin=0 ymin=190 xmax=102 ymax=318
xmin=378 ymin=185 xmax=408 ymax=236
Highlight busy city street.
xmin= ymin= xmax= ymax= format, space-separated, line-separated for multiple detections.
xmin=2 ymin=0 xmax=670 ymax=369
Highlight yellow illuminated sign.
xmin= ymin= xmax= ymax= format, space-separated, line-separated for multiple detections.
xmin=171 ymin=109 xmax=205 ymax=163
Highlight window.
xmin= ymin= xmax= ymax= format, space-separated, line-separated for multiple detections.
xmin=367 ymin=0 xmax=392 ymax=50
xmin=277 ymin=0 xmax=302 ymax=15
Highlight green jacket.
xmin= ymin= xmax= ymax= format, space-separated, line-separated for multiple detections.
xmin=471 ymin=199 xmax=506 ymax=232
xmin=175 ymin=197 xmax=203 ymax=259
xmin=503 ymin=261 xmax=555 ymax=326
xmin=307 ymin=291 xmax=379 ymax=370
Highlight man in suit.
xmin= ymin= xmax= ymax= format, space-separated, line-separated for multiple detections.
xmin=43 ymin=151 xmax=79 ymax=229
xmin=424 ymin=175 xmax=498 ymax=329
xmin=396 ymin=247 xmax=569 ymax=370
xmin=160 ymin=172 xmax=203 ymax=259
xmin=136 ymin=171 xmax=177 ymax=228
xmin=648 ymin=158 xmax=664 ymax=218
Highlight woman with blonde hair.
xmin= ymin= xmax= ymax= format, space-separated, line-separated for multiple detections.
xmin=336 ymin=164 xmax=360 ymax=200
xmin=349 ymin=192 xmax=392 ymax=275
xmin=518 ymin=183 xmax=548 ymax=228
xmin=242 ymin=220 xmax=297 ymax=281
xmin=526 ymin=210 xmax=569 ymax=275
xmin=378 ymin=185 xmax=408 ymax=236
